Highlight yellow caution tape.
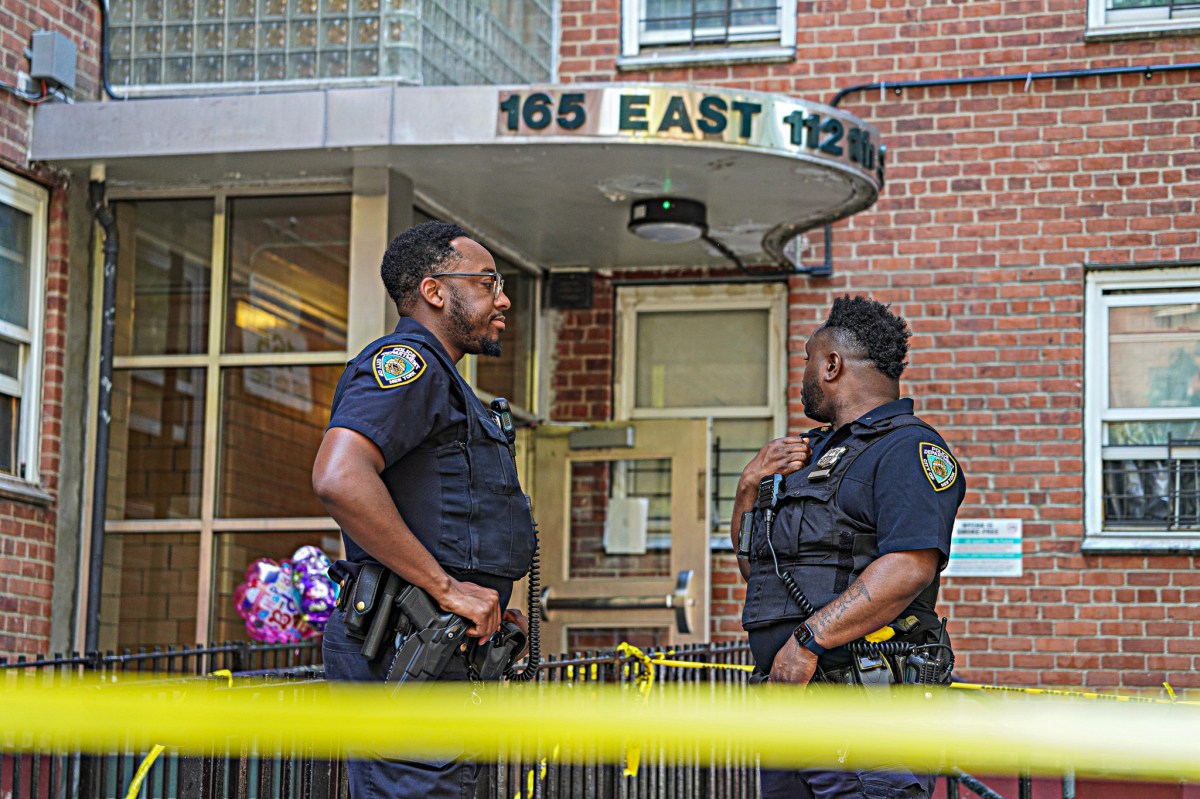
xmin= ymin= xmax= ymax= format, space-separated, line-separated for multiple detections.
xmin=122 ymin=668 xmax=237 ymax=798
xmin=123 ymin=744 xmax=165 ymax=799
xmin=5 ymin=676 xmax=1200 ymax=781
xmin=950 ymin=681 xmax=1196 ymax=706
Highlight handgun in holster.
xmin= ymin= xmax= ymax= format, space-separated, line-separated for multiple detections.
xmin=466 ymin=620 xmax=527 ymax=681
xmin=384 ymin=584 xmax=471 ymax=691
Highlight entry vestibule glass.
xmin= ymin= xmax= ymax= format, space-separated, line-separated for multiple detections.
xmin=101 ymin=193 xmax=352 ymax=651
xmin=224 ymin=195 xmax=350 ymax=355
xmin=217 ymin=364 xmax=342 ymax=518
xmin=99 ymin=532 xmax=201 ymax=650
xmin=114 ymin=200 xmax=213 ymax=357
xmin=107 ymin=367 xmax=206 ymax=520
xmin=211 ymin=529 xmax=344 ymax=643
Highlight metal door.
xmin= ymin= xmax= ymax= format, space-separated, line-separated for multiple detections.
xmin=527 ymin=419 xmax=711 ymax=652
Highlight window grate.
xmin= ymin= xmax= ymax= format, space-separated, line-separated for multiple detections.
xmin=1108 ymin=0 xmax=1200 ymax=18
xmin=1103 ymin=436 xmax=1200 ymax=531
xmin=711 ymin=438 xmax=759 ymax=538
xmin=642 ymin=1 xmax=781 ymax=46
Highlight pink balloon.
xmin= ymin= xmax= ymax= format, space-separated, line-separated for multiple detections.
xmin=233 ymin=558 xmax=311 ymax=643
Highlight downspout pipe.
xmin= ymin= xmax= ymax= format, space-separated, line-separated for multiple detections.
xmin=84 ymin=174 xmax=118 ymax=653
xmin=820 ymin=61 xmax=1200 ymax=278
xmin=96 ymin=0 xmax=125 ymax=100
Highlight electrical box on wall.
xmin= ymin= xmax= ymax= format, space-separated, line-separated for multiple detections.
xmin=30 ymin=31 xmax=76 ymax=91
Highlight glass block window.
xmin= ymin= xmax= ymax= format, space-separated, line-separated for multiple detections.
xmin=1088 ymin=0 xmax=1200 ymax=36
xmin=107 ymin=0 xmax=419 ymax=87
xmin=106 ymin=0 xmax=552 ymax=92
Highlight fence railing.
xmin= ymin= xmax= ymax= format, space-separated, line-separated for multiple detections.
xmin=3 ymin=639 xmax=1038 ymax=799
xmin=0 ymin=640 xmax=324 ymax=681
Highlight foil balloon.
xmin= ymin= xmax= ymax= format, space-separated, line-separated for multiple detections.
xmin=291 ymin=545 xmax=339 ymax=630
xmin=233 ymin=558 xmax=310 ymax=643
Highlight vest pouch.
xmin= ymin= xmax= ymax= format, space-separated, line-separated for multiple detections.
xmin=475 ymin=413 xmax=521 ymax=495
xmin=343 ymin=562 xmax=386 ymax=639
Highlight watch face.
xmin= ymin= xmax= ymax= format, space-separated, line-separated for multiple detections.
xmin=794 ymin=624 xmax=812 ymax=643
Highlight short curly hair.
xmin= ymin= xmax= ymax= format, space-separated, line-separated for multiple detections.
xmin=822 ymin=295 xmax=910 ymax=380
xmin=381 ymin=221 xmax=469 ymax=313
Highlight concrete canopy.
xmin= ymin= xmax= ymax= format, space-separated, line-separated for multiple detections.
xmin=31 ymin=83 xmax=882 ymax=270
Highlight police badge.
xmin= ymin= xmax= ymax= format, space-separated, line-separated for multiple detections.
xmin=807 ymin=446 xmax=848 ymax=480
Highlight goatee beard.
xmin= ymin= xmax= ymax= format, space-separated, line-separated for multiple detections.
xmin=448 ymin=289 xmax=503 ymax=357
xmin=479 ymin=337 xmax=502 ymax=357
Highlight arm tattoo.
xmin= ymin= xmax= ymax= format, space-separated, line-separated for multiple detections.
xmin=810 ymin=579 xmax=872 ymax=638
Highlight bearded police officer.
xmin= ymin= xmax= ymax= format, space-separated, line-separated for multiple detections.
xmin=313 ymin=221 xmax=535 ymax=798
xmin=731 ymin=295 xmax=965 ymax=799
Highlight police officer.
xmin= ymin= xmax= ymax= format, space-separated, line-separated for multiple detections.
xmin=731 ymin=295 xmax=965 ymax=799
xmin=313 ymin=220 xmax=535 ymax=798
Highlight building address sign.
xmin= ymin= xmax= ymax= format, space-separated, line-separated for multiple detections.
xmin=497 ymin=85 xmax=883 ymax=180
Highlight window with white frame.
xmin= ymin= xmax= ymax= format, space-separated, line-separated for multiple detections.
xmin=1087 ymin=0 xmax=1200 ymax=38
xmin=616 ymin=282 xmax=787 ymax=547
xmin=620 ymin=0 xmax=797 ymax=66
xmin=0 ymin=171 xmax=48 ymax=486
xmin=1085 ymin=269 xmax=1200 ymax=546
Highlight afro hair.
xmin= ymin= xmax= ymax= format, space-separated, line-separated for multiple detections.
xmin=822 ymin=295 xmax=911 ymax=380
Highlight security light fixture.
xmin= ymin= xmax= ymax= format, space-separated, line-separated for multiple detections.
xmin=627 ymin=197 xmax=707 ymax=243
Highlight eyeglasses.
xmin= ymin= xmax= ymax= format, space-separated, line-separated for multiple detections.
xmin=430 ymin=271 xmax=505 ymax=301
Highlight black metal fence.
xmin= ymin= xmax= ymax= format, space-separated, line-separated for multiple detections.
xmin=3 ymin=640 xmax=1036 ymax=799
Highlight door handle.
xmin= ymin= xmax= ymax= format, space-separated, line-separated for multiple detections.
xmin=540 ymin=570 xmax=696 ymax=634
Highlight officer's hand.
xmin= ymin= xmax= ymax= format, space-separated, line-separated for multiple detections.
xmin=503 ymin=608 xmax=530 ymax=660
xmin=738 ymin=436 xmax=811 ymax=494
xmin=768 ymin=637 xmax=818 ymax=686
xmin=440 ymin=579 xmax=502 ymax=638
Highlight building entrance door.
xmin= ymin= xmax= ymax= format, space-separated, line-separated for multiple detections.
xmin=529 ymin=419 xmax=711 ymax=652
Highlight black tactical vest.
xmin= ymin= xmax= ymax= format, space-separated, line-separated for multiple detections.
xmin=741 ymin=414 xmax=941 ymax=631
xmin=333 ymin=333 xmax=536 ymax=580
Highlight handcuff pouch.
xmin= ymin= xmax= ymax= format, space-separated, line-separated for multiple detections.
xmin=343 ymin=562 xmax=386 ymax=639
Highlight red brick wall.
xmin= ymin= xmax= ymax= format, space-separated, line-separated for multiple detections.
xmin=0 ymin=182 xmax=69 ymax=659
xmin=0 ymin=0 xmax=99 ymax=658
xmin=556 ymin=1 xmax=1200 ymax=691
xmin=548 ymin=272 xmax=615 ymax=421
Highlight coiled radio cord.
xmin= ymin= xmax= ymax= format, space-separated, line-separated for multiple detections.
xmin=506 ymin=519 xmax=541 ymax=682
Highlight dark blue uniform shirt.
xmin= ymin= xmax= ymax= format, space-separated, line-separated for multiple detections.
xmin=327 ymin=316 xmax=516 ymax=604
xmin=804 ymin=398 xmax=962 ymax=565
xmin=329 ymin=316 xmax=466 ymax=475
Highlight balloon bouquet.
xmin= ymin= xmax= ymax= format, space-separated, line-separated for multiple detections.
xmin=232 ymin=545 xmax=340 ymax=643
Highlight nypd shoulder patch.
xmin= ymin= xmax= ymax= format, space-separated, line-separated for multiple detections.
xmin=919 ymin=442 xmax=958 ymax=492
xmin=372 ymin=344 xmax=426 ymax=389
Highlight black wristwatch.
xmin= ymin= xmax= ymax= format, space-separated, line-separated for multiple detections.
xmin=793 ymin=622 xmax=826 ymax=656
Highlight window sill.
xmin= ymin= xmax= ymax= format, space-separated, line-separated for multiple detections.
xmin=617 ymin=45 xmax=795 ymax=71
xmin=1081 ymin=534 xmax=1200 ymax=555
xmin=1084 ymin=23 xmax=1200 ymax=43
xmin=0 ymin=474 xmax=53 ymax=507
